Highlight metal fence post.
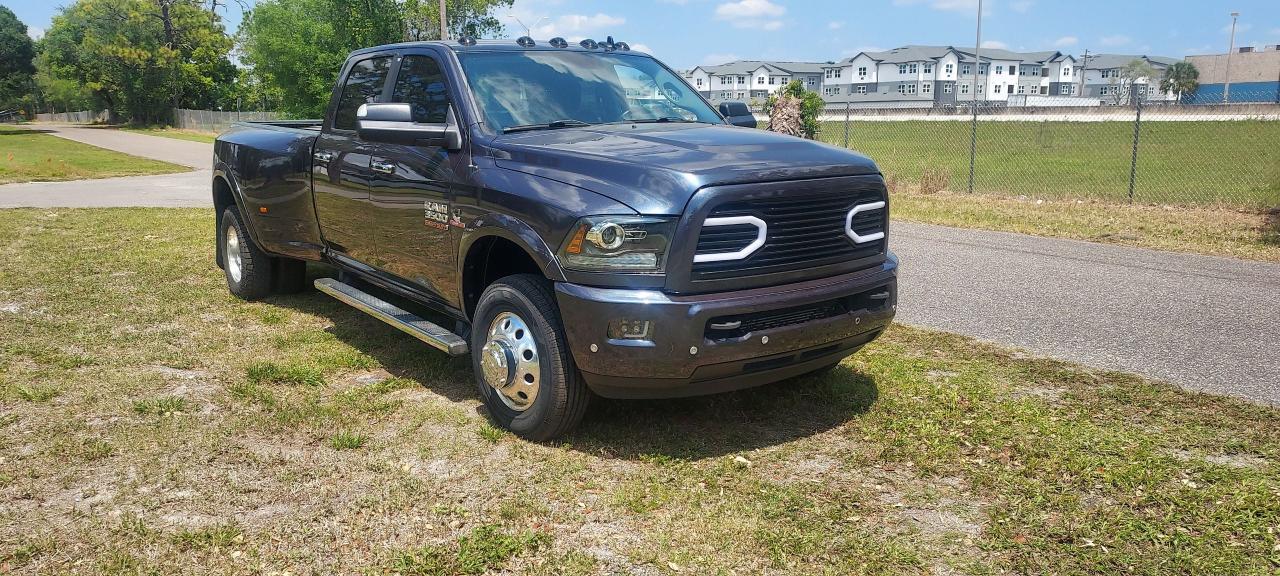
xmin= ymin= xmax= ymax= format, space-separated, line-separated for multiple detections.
xmin=842 ymin=100 xmax=851 ymax=148
xmin=1128 ymin=95 xmax=1142 ymax=204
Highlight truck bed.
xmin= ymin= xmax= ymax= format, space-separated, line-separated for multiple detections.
xmin=234 ymin=119 xmax=324 ymax=133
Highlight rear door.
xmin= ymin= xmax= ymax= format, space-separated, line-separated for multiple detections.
xmin=366 ymin=50 xmax=467 ymax=308
xmin=313 ymin=54 xmax=394 ymax=265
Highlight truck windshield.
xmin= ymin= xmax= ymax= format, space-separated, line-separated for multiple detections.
xmin=458 ymin=50 xmax=723 ymax=133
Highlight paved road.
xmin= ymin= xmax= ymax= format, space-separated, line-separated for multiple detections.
xmin=3 ymin=126 xmax=1278 ymax=402
xmin=28 ymin=124 xmax=212 ymax=168
xmin=894 ymin=222 xmax=1280 ymax=403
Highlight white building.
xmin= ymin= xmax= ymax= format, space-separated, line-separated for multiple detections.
xmin=1077 ymin=54 xmax=1180 ymax=104
xmin=684 ymin=60 xmax=828 ymax=102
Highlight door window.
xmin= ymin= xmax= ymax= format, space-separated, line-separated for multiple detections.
xmin=391 ymin=55 xmax=451 ymax=124
xmin=334 ymin=56 xmax=393 ymax=130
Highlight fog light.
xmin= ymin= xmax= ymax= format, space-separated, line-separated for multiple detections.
xmin=607 ymin=319 xmax=653 ymax=340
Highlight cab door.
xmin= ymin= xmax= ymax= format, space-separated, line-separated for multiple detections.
xmin=366 ymin=51 xmax=468 ymax=309
xmin=313 ymin=54 xmax=394 ymax=265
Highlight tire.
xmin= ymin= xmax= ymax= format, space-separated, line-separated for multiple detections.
xmin=470 ymin=274 xmax=588 ymax=440
xmin=220 ymin=207 xmax=274 ymax=300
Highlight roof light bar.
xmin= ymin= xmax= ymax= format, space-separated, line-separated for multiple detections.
xmin=516 ymin=36 xmax=535 ymax=47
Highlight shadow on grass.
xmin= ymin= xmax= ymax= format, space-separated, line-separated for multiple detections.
xmin=0 ymin=128 xmax=55 ymax=135
xmin=269 ymin=266 xmax=879 ymax=455
xmin=568 ymin=364 xmax=879 ymax=460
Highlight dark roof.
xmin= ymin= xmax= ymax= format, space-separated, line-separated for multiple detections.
xmin=844 ymin=44 xmax=1063 ymax=65
xmin=1082 ymin=54 xmax=1179 ymax=69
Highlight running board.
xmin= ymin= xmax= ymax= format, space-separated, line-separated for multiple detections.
xmin=314 ymin=278 xmax=468 ymax=356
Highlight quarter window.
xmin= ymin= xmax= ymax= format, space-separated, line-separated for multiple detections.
xmin=334 ymin=56 xmax=393 ymax=130
xmin=390 ymin=55 xmax=450 ymax=124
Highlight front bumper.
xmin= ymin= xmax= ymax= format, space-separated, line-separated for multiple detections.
xmin=555 ymin=254 xmax=898 ymax=399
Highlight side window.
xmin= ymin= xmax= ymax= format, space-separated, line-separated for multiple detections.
xmin=334 ymin=56 xmax=392 ymax=130
xmin=391 ymin=55 xmax=451 ymax=124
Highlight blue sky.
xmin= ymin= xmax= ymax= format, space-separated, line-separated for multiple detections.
xmin=7 ymin=0 xmax=1280 ymax=70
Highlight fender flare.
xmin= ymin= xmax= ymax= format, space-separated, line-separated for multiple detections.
xmin=458 ymin=213 xmax=567 ymax=283
xmin=212 ymin=163 xmax=271 ymax=263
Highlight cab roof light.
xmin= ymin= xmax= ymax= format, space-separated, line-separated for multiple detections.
xmin=579 ymin=39 xmax=598 ymax=49
xmin=549 ymin=37 xmax=568 ymax=48
xmin=457 ymin=35 xmax=477 ymax=46
xmin=516 ymin=36 xmax=535 ymax=47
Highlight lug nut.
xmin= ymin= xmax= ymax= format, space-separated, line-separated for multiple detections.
xmin=590 ymin=344 xmax=599 ymax=352
xmin=689 ymin=346 xmax=698 ymax=355
xmin=761 ymin=336 xmax=769 ymax=344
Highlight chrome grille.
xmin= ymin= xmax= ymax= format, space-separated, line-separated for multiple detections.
xmin=691 ymin=190 xmax=885 ymax=281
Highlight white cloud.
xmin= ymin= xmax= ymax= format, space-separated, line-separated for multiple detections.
xmin=1099 ymin=34 xmax=1131 ymax=47
xmin=981 ymin=40 xmax=1008 ymax=50
xmin=828 ymin=21 xmax=845 ymax=30
xmin=714 ymin=0 xmax=786 ymax=30
xmin=702 ymin=53 xmax=740 ymax=65
xmin=892 ymin=0 xmax=980 ymax=13
xmin=529 ymin=13 xmax=626 ymax=39
xmin=27 ymin=26 xmax=44 ymax=40
xmin=1009 ymin=0 xmax=1034 ymax=13
xmin=629 ymin=42 xmax=654 ymax=54
xmin=1053 ymin=35 xmax=1078 ymax=48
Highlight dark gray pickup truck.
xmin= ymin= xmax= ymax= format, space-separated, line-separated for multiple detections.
xmin=213 ymin=37 xmax=898 ymax=439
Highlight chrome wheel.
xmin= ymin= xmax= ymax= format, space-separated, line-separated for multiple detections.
xmin=225 ymin=223 xmax=243 ymax=283
xmin=480 ymin=311 xmax=540 ymax=411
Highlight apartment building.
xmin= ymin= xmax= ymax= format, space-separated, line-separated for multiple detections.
xmin=818 ymin=45 xmax=1077 ymax=107
xmin=684 ymin=60 xmax=827 ymax=101
xmin=1077 ymin=54 xmax=1180 ymax=103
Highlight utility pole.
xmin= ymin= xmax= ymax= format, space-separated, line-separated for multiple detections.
xmin=440 ymin=0 xmax=448 ymax=40
xmin=1224 ymin=11 xmax=1239 ymax=104
xmin=1078 ymin=48 xmax=1089 ymax=97
xmin=967 ymin=0 xmax=982 ymax=194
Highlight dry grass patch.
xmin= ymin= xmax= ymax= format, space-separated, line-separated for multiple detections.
xmin=1 ymin=208 xmax=1278 ymax=575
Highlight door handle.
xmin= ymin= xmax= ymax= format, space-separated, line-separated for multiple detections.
xmin=371 ymin=160 xmax=396 ymax=175
xmin=313 ymin=151 xmax=334 ymax=163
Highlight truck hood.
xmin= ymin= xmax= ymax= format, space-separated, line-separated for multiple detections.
xmin=489 ymin=123 xmax=881 ymax=214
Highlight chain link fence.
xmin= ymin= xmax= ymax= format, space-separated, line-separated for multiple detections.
xmin=812 ymin=88 xmax=1280 ymax=209
xmin=172 ymin=108 xmax=282 ymax=133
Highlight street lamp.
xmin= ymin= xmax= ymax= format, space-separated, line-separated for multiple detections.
xmin=508 ymin=14 xmax=549 ymax=38
xmin=1224 ymin=11 xmax=1239 ymax=104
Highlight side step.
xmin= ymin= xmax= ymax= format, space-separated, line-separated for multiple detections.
xmin=314 ymin=278 xmax=468 ymax=356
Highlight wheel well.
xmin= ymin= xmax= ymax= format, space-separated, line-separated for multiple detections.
xmin=462 ymin=236 xmax=544 ymax=319
xmin=213 ymin=176 xmax=236 ymax=268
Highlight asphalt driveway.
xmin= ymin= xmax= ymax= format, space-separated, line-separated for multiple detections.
xmin=3 ymin=125 xmax=1277 ymax=403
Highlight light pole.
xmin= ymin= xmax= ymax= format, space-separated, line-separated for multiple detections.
xmin=967 ymin=0 xmax=983 ymax=194
xmin=1224 ymin=11 xmax=1238 ymax=104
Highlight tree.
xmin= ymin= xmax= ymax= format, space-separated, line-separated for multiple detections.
xmin=1160 ymin=61 xmax=1199 ymax=103
xmin=401 ymin=0 xmax=512 ymax=41
xmin=0 ymin=5 xmax=36 ymax=112
xmin=39 ymin=0 xmax=234 ymax=123
xmin=1108 ymin=59 xmax=1157 ymax=106
xmin=763 ymin=80 xmax=824 ymax=139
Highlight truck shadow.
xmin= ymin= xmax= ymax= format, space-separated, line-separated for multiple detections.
xmin=270 ymin=269 xmax=879 ymax=455
xmin=567 ymin=366 xmax=879 ymax=460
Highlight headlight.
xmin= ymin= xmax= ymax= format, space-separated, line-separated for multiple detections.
xmin=558 ymin=216 xmax=675 ymax=272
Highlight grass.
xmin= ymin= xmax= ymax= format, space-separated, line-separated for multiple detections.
xmin=0 ymin=125 xmax=187 ymax=184
xmin=890 ymin=189 xmax=1280 ymax=262
xmin=1 ymin=208 xmax=1279 ymax=574
xmin=819 ymin=119 xmax=1280 ymax=208
xmin=118 ymin=126 xmax=217 ymax=144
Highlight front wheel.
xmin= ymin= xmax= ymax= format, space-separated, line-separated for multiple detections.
xmin=470 ymin=274 xmax=588 ymax=440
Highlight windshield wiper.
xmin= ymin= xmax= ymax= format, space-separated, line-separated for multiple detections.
xmin=617 ymin=117 xmax=700 ymax=124
xmin=502 ymin=119 xmax=595 ymax=134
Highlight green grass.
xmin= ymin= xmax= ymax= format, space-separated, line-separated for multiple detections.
xmin=1 ymin=208 xmax=1278 ymax=574
xmin=0 ymin=125 xmax=187 ymax=184
xmin=819 ymin=119 xmax=1280 ymax=208
xmin=890 ymin=189 xmax=1280 ymax=262
xmin=118 ymin=126 xmax=217 ymax=144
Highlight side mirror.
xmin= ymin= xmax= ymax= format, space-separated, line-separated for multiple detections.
xmin=718 ymin=101 xmax=757 ymax=128
xmin=356 ymin=103 xmax=462 ymax=150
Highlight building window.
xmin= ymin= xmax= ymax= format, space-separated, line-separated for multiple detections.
xmin=922 ymin=82 xmax=932 ymax=94
xmin=757 ymin=76 xmax=765 ymax=85
xmin=897 ymin=83 xmax=906 ymax=94
xmin=858 ymin=66 xmax=867 ymax=76
xmin=961 ymin=63 xmax=972 ymax=75
xmin=856 ymin=85 xmax=867 ymax=94
xmin=960 ymin=83 xmax=970 ymax=94
xmin=696 ymin=78 xmax=703 ymax=87
xmin=945 ymin=63 xmax=954 ymax=75
xmin=1063 ymin=67 xmax=1071 ymax=77
xmin=1059 ymin=85 xmax=1070 ymax=95
xmin=943 ymin=83 xmax=953 ymax=94
xmin=924 ymin=64 xmax=934 ymax=74
xmin=825 ymin=69 xmax=833 ymax=79
xmin=994 ymin=84 xmax=1002 ymax=93
xmin=995 ymin=65 xmax=1003 ymax=75
xmin=1017 ymin=85 xmax=1025 ymax=94
xmin=978 ymin=83 xmax=984 ymax=92
xmin=908 ymin=83 xmax=918 ymax=94
xmin=909 ymin=63 xmax=919 ymax=74
xmin=898 ymin=64 xmax=908 ymax=74
xmin=980 ymin=64 xmax=988 ymax=75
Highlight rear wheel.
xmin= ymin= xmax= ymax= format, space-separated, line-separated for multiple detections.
xmin=470 ymin=274 xmax=588 ymax=440
xmin=220 ymin=207 xmax=307 ymax=299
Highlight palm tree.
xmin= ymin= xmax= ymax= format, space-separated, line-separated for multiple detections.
xmin=1160 ymin=62 xmax=1200 ymax=103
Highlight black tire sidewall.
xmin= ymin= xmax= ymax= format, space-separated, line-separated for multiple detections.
xmin=221 ymin=207 xmax=272 ymax=300
xmin=471 ymin=277 xmax=576 ymax=439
